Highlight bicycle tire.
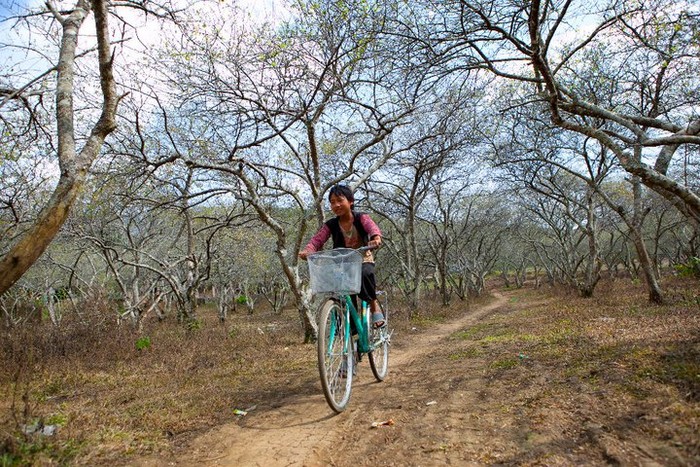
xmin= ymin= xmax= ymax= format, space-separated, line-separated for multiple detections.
xmin=317 ymin=299 xmax=353 ymax=413
xmin=368 ymin=301 xmax=389 ymax=381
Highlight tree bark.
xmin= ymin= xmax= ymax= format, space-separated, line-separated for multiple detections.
xmin=630 ymin=232 xmax=664 ymax=304
xmin=580 ymin=190 xmax=602 ymax=298
xmin=0 ymin=0 xmax=118 ymax=295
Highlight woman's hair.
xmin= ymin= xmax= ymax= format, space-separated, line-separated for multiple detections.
xmin=328 ymin=184 xmax=354 ymax=207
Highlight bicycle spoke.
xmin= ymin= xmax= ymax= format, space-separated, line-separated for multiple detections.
xmin=318 ymin=300 xmax=353 ymax=412
xmin=369 ymin=302 xmax=390 ymax=381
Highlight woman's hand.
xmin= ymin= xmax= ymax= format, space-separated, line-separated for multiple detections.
xmin=298 ymin=249 xmax=310 ymax=260
xmin=368 ymin=236 xmax=382 ymax=249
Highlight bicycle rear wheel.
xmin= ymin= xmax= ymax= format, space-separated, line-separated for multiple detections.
xmin=368 ymin=301 xmax=389 ymax=381
xmin=317 ymin=299 xmax=353 ymax=413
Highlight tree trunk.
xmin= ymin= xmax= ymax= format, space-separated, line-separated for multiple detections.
xmin=0 ymin=0 xmax=118 ymax=295
xmin=533 ymin=264 xmax=541 ymax=288
xmin=501 ymin=270 xmax=511 ymax=288
xmin=233 ymin=168 xmax=317 ymax=342
xmin=580 ymin=191 xmax=602 ymax=298
xmin=0 ymin=177 xmax=83 ymax=294
xmin=631 ymin=232 xmax=664 ymax=304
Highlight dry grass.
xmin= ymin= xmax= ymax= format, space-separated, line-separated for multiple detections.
xmin=448 ymin=276 xmax=700 ymax=464
xmin=0 ymin=304 xmax=318 ymax=465
xmin=1 ymin=277 xmax=699 ymax=465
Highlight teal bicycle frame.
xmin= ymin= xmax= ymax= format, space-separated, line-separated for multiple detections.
xmin=325 ymin=296 xmax=369 ymax=358
xmin=314 ymin=249 xmax=390 ymax=413
xmin=348 ymin=295 xmax=370 ymax=352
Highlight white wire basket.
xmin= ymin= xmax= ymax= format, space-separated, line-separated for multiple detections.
xmin=307 ymin=248 xmax=362 ymax=294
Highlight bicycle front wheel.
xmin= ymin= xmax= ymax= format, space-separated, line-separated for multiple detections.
xmin=368 ymin=301 xmax=389 ymax=381
xmin=317 ymin=299 xmax=353 ymax=413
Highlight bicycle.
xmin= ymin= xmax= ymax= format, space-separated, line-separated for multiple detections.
xmin=307 ymin=247 xmax=391 ymax=413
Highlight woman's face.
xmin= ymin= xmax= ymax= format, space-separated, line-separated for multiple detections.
xmin=329 ymin=194 xmax=352 ymax=217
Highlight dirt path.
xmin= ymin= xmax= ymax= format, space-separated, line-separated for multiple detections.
xmin=141 ymin=292 xmax=509 ymax=466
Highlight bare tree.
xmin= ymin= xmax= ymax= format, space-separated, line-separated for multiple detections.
xmin=399 ymin=0 xmax=700 ymax=221
xmin=134 ymin=0 xmax=429 ymax=341
xmin=491 ymin=96 xmax=668 ymax=301
xmin=424 ymin=180 xmax=473 ymax=306
xmin=369 ymin=157 xmax=448 ymax=307
xmin=75 ymin=175 xmax=176 ymax=327
xmin=367 ymin=90 xmax=478 ymax=308
xmin=0 ymin=0 xmax=121 ymax=295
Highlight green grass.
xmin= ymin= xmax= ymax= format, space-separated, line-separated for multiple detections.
xmin=410 ymin=314 xmax=446 ymax=326
xmin=448 ymin=348 xmax=483 ymax=360
xmin=489 ymin=358 xmax=519 ymax=370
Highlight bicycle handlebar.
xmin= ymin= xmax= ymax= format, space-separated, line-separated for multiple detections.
xmin=302 ymin=244 xmax=379 ymax=262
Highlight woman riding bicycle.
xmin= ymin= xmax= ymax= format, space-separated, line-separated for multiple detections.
xmin=298 ymin=184 xmax=385 ymax=328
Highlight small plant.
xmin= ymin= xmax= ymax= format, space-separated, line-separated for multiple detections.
xmin=489 ymin=358 xmax=519 ymax=370
xmin=2 ymin=437 xmax=81 ymax=466
xmin=409 ymin=314 xmax=445 ymax=327
xmin=235 ymin=295 xmax=248 ymax=305
xmin=454 ymin=323 xmax=493 ymax=340
xmin=674 ymin=257 xmax=700 ymax=278
xmin=482 ymin=330 xmax=519 ymax=344
xmin=46 ymin=413 xmax=68 ymax=427
xmin=186 ymin=318 xmax=202 ymax=331
xmin=135 ymin=336 xmax=151 ymax=351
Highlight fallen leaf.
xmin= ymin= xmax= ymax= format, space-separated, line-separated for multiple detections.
xmin=371 ymin=419 xmax=395 ymax=428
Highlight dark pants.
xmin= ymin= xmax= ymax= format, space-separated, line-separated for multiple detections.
xmin=351 ymin=263 xmax=377 ymax=331
xmin=358 ymin=262 xmax=377 ymax=304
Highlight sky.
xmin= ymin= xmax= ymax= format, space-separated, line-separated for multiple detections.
xmin=0 ymin=0 xmax=21 ymax=16
xmin=0 ymin=0 xmax=288 ymax=23
xmin=238 ymin=0 xmax=287 ymax=22
xmin=0 ymin=0 xmax=41 ymax=17
xmin=0 ymin=0 xmax=292 ymax=78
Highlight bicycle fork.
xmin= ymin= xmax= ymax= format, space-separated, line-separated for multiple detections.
xmin=345 ymin=296 xmax=370 ymax=354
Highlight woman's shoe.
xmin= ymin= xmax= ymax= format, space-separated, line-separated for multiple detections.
xmin=371 ymin=311 xmax=385 ymax=328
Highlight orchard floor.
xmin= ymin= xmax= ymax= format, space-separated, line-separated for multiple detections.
xmin=134 ymin=279 xmax=699 ymax=466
